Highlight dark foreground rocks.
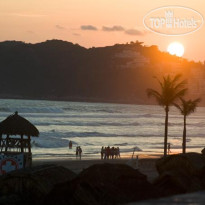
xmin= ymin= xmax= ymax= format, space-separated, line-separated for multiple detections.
xmin=0 ymin=164 xmax=77 ymax=205
xmin=0 ymin=163 xmax=158 ymax=205
xmin=128 ymin=190 xmax=205 ymax=205
xmin=44 ymin=163 xmax=158 ymax=205
xmin=3 ymin=153 xmax=205 ymax=205
xmin=154 ymin=153 xmax=205 ymax=196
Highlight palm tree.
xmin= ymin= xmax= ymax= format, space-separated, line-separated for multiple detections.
xmin=147 ymin=74 xmax=187 ymax=156
xmin=174 ymin=98 xmax=201 ymax=154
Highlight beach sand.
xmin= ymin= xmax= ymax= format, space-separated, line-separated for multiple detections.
xmin=32 ymin=155 xmax=160 ymax=182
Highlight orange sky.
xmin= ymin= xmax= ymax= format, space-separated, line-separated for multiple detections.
xmin=0 ymin=0 xmax=205 ymax=62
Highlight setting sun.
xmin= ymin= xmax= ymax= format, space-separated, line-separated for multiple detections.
xmin=167 ymin=42 xmax=185 ymax=57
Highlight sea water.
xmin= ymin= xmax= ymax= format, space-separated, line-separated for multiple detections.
xmin=0 ymin=99 xmax=205 ymax=159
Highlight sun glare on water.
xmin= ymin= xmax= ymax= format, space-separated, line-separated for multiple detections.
xmin=167 ymin=42 xmax=185 ymax=57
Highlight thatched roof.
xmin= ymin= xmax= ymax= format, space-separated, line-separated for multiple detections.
xmin=0 ymin=112 xmax=39 ymax=137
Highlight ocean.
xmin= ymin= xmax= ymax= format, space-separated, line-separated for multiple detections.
xmin=0 ymin=99 xmax=204 ymax=160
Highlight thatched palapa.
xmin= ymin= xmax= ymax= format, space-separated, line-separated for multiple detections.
xmin=0 ymin=111 xmax=39 ymax=167
xmin=0 ymin=111 xmax=39 ymax=137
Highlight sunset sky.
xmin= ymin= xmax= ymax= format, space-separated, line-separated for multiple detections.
xmin=0 ymin=0 xmax=205 ymax=62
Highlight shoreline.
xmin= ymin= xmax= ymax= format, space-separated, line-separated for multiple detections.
xmin=31 ymin=150 xmax=181 ymax=162
xmin=31 ymin=152 xmax=163 ymax=164
xmin=32 ymin=153 xmax=163 ymax=161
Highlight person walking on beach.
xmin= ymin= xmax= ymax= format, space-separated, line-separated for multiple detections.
xmin=168 ymin=143 xmax=171 ymax=155
xmin=111 ymin=147 xmax=114 ymax=159
xmin=79 ymin=146 xmax=82 ymax=160
xmin=76 ymin=146 xmax=79 ymax=158
xmin=117 ymin=147 xmax=120 ymax=158
xmin=101 ymin=146 xmax=104 ymax=160
xmin=104 ymin=147 xmax=107 ymax=159
xmin=69 ymin=140 xmax=72 ymax=149
xmin=107 ymin=146 xmax=110 ymax=159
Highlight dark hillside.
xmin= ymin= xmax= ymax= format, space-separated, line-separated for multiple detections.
xmin=0 ymin=40 xmax=203 ymax=104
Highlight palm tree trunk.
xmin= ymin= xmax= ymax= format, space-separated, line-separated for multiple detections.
xmin=183 ymin=115 xmax=186 ymax=154
xmin=164 ymin=106 xmax=169 ymax=157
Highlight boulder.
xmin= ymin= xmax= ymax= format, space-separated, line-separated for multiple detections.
xmin=44 ymin=163 xmax=158 ymax=205
xmin=154 ymin=169 xmax=201 ymax=196
xmin=154 ymin=153 xmax=205 ymax=196
xmin=0 ymin=164 xmax=76 ymax=205
xmin=156 ymin=153 xmax=205 ymax=176
xmin=201 ymin=148 xmax=205 ymax=155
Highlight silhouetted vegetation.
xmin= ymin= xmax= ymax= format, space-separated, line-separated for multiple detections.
xmin=174 ymin=98 xmax=201 ymax=153
xmin=147 ymin=75 xmax=187 ymax=156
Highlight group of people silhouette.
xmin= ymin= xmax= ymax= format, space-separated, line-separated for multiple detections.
xmin=101 ymin=146 xmax=120 ymax=159
xmin=68 ymin=141 xmax=82 ymax=160
xmin=69 ymin=141 xmax=121 ymax=160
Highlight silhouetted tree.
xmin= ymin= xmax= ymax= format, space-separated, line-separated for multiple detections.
xmin=147 ymin=74 xmax=187 ymax=156
xmin=174 ymin=98 xmax=201 ymax=154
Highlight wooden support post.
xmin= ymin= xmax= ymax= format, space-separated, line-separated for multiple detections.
xmin=21 ymin=135 xmax=23 ymax=153
xmin=28 ymin=136 xmax=32 ymax=167
xmin=5 ymin=134 xmax=9 ymax=152
xmin=28 ymin=135 xmax=31 ymax=153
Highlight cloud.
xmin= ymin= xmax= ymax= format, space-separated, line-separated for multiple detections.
xmin=56 ymin=25 xmax=66 ymax=30
xmin=73 ymin=33 xmax=81 ymax=36
xmin=101 ymin=25 xmax=147 ymax=35
xmin=124 ymin=29 xmax=146 ymax=36
xmin=102 ymin=25 xmax=125 ymax=32
xmin=81 ymin=25 xmax=98 ymax=31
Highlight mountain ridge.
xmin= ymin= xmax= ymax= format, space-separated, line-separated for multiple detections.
xmin=0 ymin=39 xmax=203 ymax=105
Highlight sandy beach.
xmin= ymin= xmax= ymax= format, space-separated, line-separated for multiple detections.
xmin=32 ymin=155 xmax=160 ymax=182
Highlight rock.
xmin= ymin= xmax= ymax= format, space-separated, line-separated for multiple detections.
xmin=44 ymin=180 xmax=99 ymax=205
xmin=0 ymin=164 xmax=76 ymax=205
xmin=44 ymin=163 xmax=158 ymax=205
xmin=154 ymin=169 xmax=201 ymax=196
xmin=0 ymin=194 xmax=23 ymax=205
xmin=127 ymin=190 xmax=205 ymax=205
xmin=156 ymin=153 xmax=205 ymax=176
xmin=201 ymin=148 xmax=205 ymax=155
xmin=154 ymin=153 xmax=205 ymax=196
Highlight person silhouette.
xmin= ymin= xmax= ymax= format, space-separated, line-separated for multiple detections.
xmin=79 ymin=146 xmax=82 ymax=160
xmin=69 ymin=141 xmax=72 ymax=149
xmin=168 ymin=143 xmax=171 ymax=155
xmin=101 ymin=146 xmax=104 ymax=160
xmin=76 ymin=146 xmax=79 ymax=158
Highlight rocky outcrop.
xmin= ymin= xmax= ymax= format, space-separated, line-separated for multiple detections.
xmin=154 ymin=153 xmax=205 ymax=196
xmin=201 ymin=148 xmax=205 ymax=155
xmin=44 ymin=163 xmax=158 ymax=205
xmin=0 ymin=164 xmax=77 ymax=205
